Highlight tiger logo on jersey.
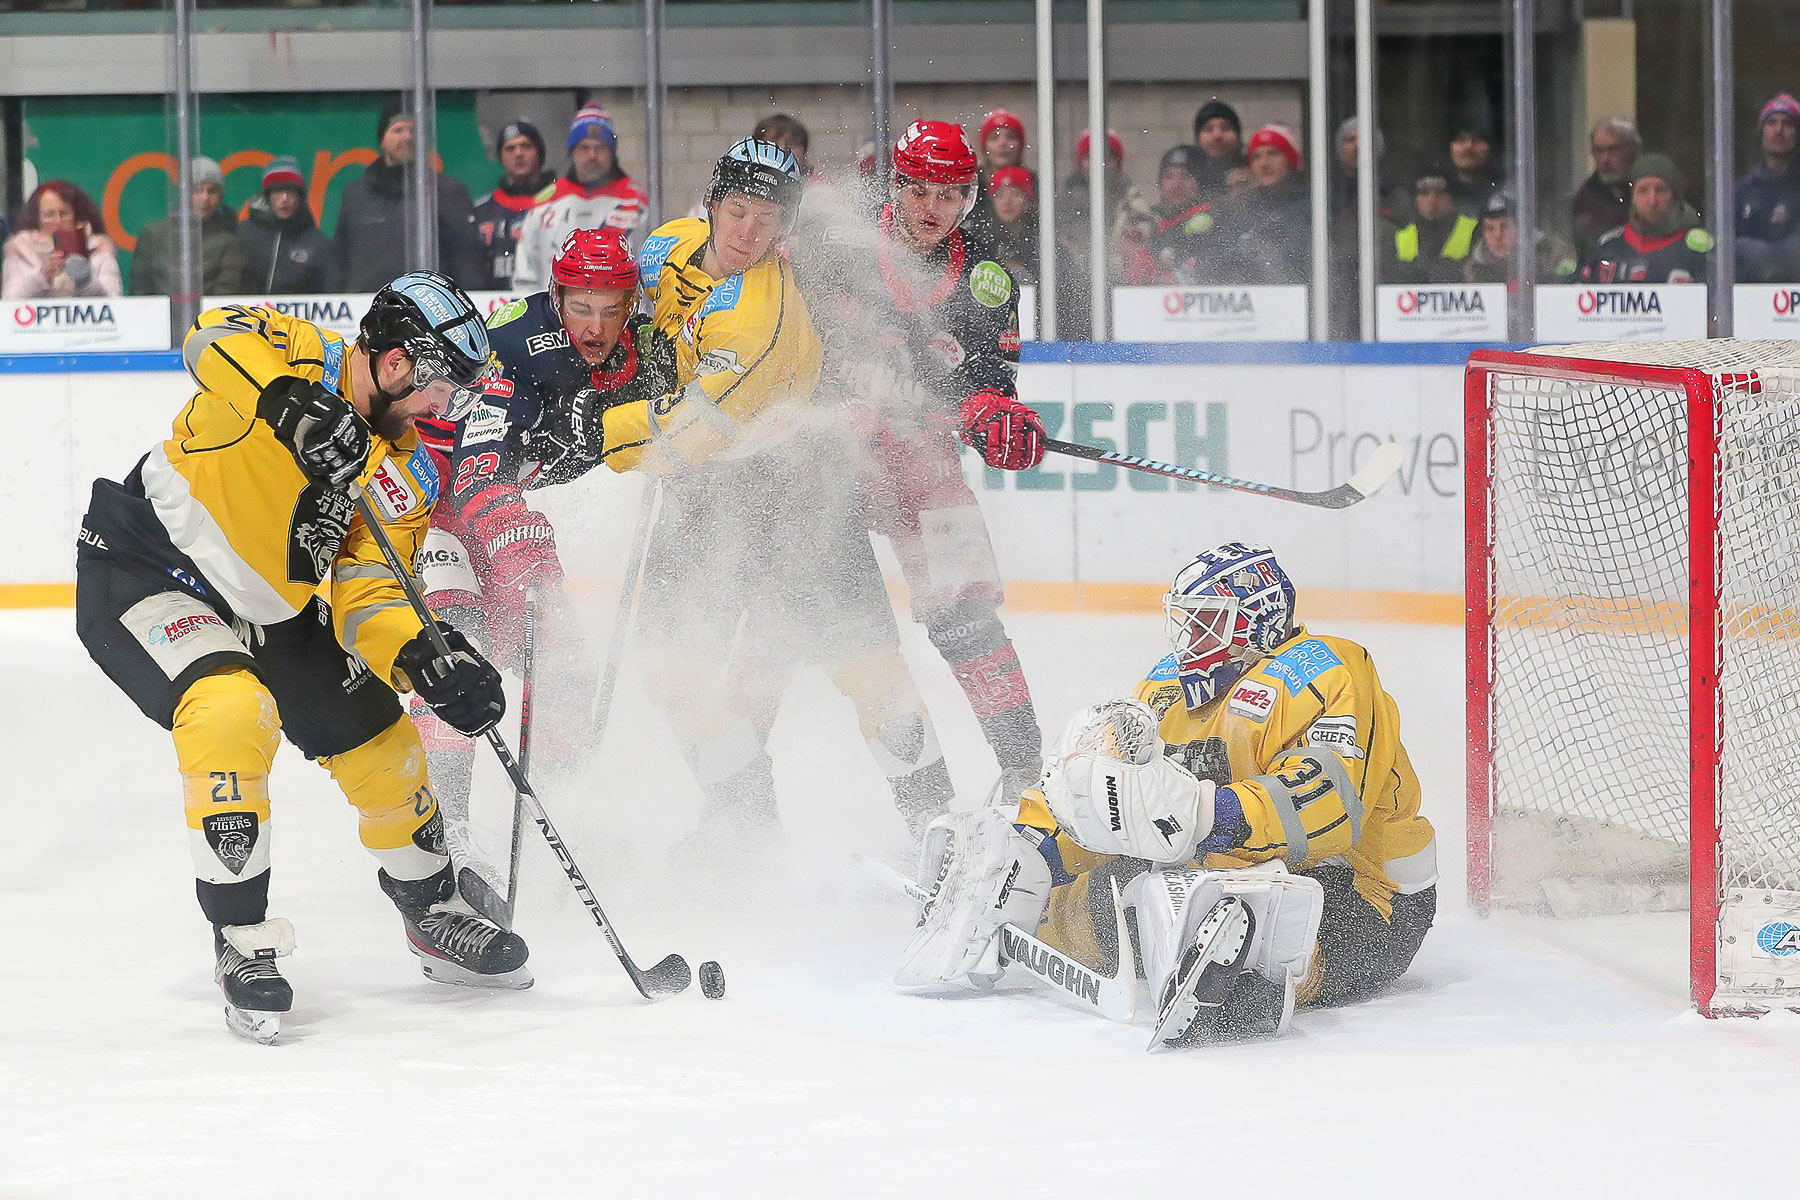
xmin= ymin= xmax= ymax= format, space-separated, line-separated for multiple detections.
xmin=288 ymin=484 xmax=355 ymax=585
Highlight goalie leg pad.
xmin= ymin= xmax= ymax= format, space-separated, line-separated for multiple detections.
xmin=895 ymin=810 xmax=1054 ymax=992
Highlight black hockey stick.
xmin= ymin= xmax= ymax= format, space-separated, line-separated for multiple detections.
xmin=1043 ymin=438 xmax=1405 ymax=509
xmin=588 ymin=481 xmax=657 ymax=741
xmin=455 ymin=593 xmax=536 ymax=931
xmin=353 ymin=487 xmax=691 ymax=1000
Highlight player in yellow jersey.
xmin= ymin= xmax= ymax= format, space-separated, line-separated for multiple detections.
xmin=75 ymin=272 xmax=529 ymax=1043
xmin=572 ymin=138 xmax=959 ymax=847
xmin=896 ymin=542 xmax=1437 ymax=1046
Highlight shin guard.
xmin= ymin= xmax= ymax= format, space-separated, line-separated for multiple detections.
xmin=175 ymin=668 xmax=280 ymax=928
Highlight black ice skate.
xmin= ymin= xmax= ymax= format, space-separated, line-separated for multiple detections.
xmin=1149 ymin=895 xmax=1256 ymax=1050
xmin=380 ymin=868 xmax=532 ymax=989
xmin=214 ymin=920 xmax=295 ymax=1045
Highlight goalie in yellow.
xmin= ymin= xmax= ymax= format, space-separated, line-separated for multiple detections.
xmin=75 ymin=273 xmax=529 ymax=1044
xmin=896 ymin=542 xmax=1437 ymax=1047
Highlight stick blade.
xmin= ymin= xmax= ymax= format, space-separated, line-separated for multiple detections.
xmin=636 ymin=953 xmax=693 ymax=998
xmin=1342 ymin=441 xmax=1406 ymax=502
xmin=457 ymin=865 xmax=513 ymax=930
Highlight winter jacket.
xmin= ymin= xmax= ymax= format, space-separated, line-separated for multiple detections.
xmin=1388 ymin=213 xmax=1479 ymax=285
xmin=1570 ymin=172 xmax=1631 ymax=260
xmin=510 ymin=171 xmax=648 ymax=290
xmin=2 ymin=227 xmax=124 ymax=299
xmin=1462 ymin=229 xmax=1578 ymax=284
xmin=1734 ymin=159 xmax=1800 ymax=283
xmin=239 ymin=194 xmax=338 ymax=295
xmin=473 ymin=170 xmax=556 ymax=290
xmin=1580 ymin=202 xmax=1714 ymax=284
xmin=130 ymin=206 xmax=250 ymax=297
xmin=1232 ymin=174 xmax=1311 ymax=285
xmin=333 ymin=158 xmax=485 ymax=293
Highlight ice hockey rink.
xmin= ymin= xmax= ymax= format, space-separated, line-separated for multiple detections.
xmin=7 ymin=594 xmax=1800 ymax=1199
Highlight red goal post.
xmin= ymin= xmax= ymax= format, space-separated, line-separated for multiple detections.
xmin=1466 ymin=340 xmax=1800 ymax=1017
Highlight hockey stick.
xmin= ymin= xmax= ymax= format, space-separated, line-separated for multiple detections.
xmin=353 ymin=487 xmax=692 ymax=1000
xmin=1043 ymin=438 xmax=1405 ymax=510
xmin=855 ymin=853 xmax=1138 ymax=1024
xmin=588 ymin=480 xmax=657 ymax=740
xmin=455 ymin=593 xmax=537 ymax=930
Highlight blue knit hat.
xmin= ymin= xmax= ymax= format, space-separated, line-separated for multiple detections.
xmin=568 ymin=107 xmax=617 ymax=153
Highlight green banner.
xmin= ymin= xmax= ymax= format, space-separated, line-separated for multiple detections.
xmin=21 ymin=91 xmax=492 ymax=278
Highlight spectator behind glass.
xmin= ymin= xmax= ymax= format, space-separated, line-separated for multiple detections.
xmin=334 ymin=107 xmax=485 ymax=292
xmin=1448 ymin=119 xmax=1507 ymax=214
xmin=1571 ymin=117 xmax=1641 ymax=260
xmin=1118 ymin=144 xmax=1226 ymax=286
xmin=986 ymin=166 xmax=1039 ymax=285
xmin=130 ymin=157 xmax=251 ymax=298
xmin=1387 ymin=164 xmax=1477 ymax=284
xmin=510 ymin=106 xmax=648 ymax=290
xmin=1735 ymin=93 xmax=1800 ymax=283
xmin=754 ymin=113 xmax=813 ymax=177
xmin=1054 ymin=128 xmax=1130 ymax=339
xmin=1191 ymin=99 xmax=1246 ymax=204
xmin=474 ymin=119 xmax=556 ymax=290
xmin=967 ymin=109 xmax=1035 ymax=247
xmin=1463 ymin=190 xmax=1577 ymax=285
xmin=3 ymin=179 xmax=123 ymax=300
xmin=1230 ymin=124 xmax=1310 ymax=285
xmin=239 ymin=157 xmax=338 ymax=295
xmin=1581 ymin=153 xmax=1714 ymax=284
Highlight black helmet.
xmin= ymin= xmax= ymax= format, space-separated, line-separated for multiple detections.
xmin=360 ymin=270 xmax=495 ymax=420
xmin=705 ymin=137 xmax=803 ymax=218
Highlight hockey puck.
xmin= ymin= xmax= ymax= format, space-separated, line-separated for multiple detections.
xmin=699 ymin=960 xmax=726 ymax=999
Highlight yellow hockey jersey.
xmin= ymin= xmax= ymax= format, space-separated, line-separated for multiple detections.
xmin=142 ymin=303 xmax=436 ymax=686
xmin=602 ymin=217 xmax=823 ymax=473
xmin=1021 ymin=625 xmax=1437 ymax=921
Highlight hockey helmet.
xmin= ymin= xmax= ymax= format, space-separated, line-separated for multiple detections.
xmin=360 ymin=270 xmax=497 ymax=422
xmin=1163 ymin=542 xmax=1296 ymax=711
xmin=550 ymin=228 xmax=639 ymax=315
xmin=892 ymin=120 xmax=979 ymax=228
xmin=706 ymin=137 xmax=803 ymax=227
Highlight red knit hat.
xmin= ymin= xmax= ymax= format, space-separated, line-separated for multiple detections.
xmin=1247 ymin=123 xmax=1301 ymax=171
xmin=1076 ymin=128 xmax=1124 ymax=166
xmin=990 ymin=166 xmax=1035 ymax=201
xmin=980 ymin=108 xmax=1027 ymax=147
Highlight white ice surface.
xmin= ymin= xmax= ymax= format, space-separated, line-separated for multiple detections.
xmin=7 ymin=607 xmax=1800 ymax=1198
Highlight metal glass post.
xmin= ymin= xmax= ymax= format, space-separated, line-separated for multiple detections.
xmin=871 ymin=0 xmax=894 ymax=182
xmin=644 ymin=0 xmax=666 ymax=229
xmin=409 ymin=0 xmax=438 ymax=273
xmin=1308 ymin=0 xmax=1329 ymax=340
xmin=1707 ymin=0 xmax=1735 ymax=335
xmin=1354 ymin=0 xmax=1376 ymax=342
xmin=1511 ymin=0 xmax=1538 ymax=340
xmin=172 ymin=0 xmax=198 ymax=333
xmin=1086 ymin=0 xmax=1106 ymax=341
xmin=1035 ymin=0 xmax=1057 ymax=341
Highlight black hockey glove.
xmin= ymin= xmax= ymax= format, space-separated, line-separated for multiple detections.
xmin=395 ymin=622 xmax=506 ymax=736
xmin=256 ymin=375 xmax=371 ymax=490
xmin=540 ymin=387 xmax=607 ymax=468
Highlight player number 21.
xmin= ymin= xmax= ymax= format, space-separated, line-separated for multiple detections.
xmin=209 ymin=771 xmax=243 ymax=803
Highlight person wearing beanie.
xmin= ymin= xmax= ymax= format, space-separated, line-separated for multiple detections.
xmin=1448 ymin=118 xmax=1507 ymax=214
xmin=1233 ymin=124 xmax=1310 ymax=284
xmin=1571 ymin=116 xmax=1642 ymax=259
xmin=239 ymin=156 xmax=337 ymax=294
xmin=334 ymin=105 xmax=484 ymax=291
xmin=1735 ymin=93 xmax=1800 ymax=283
xmin=474 ymin=119 xmax=557 ymax=289
xmin=1462 ymin=189 xmax=1578 ymax=304
xmin=1581 ymin=153 xmax=1713 ymax=284
xmin=129 ymin=155 xmax=251 ymax=298
xmin=1189 ymin=99 xmax=1246 ymax=204
xmin=1387 ymin=163 xmax=1478 ymax=285
xmin=1117 ymin=144 xmax=1227 ymax=285
xmin=1054 ymin=129 xmax=1132 ymax=338
xmin=967 ymin=109 xmax=1037 ymax=250
xmin=985 ymin=164 xmax=1040 ymax=284
xmin=510 ymin=105 xmax=648 ymax=290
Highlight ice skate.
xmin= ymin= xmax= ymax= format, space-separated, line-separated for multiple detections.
xmin=381 ymin=869 xmax=531 ymax=989
xmin=1149 ymin=895 xmax=1256 ymax=1049
xmin=214 ymin=921 xmax=295 ymax=1045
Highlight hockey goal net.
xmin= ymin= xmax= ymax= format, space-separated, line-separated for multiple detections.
xmin=1467 ymin=339 xmax=1800 ymax=1016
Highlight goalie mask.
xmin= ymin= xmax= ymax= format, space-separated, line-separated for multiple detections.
xmin=1163 ymin=542 xmax=1295 ymax=711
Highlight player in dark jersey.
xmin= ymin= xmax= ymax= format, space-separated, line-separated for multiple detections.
xmin=799 ymin=120 xmax=1048 ymax=801
xmin=411 ymin=229 xmax=673 ymax=818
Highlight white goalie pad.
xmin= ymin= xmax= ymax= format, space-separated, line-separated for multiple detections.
xmin=895 ymin=809 xmax=1053 ymax=992
xmin=1123 ymin=863 xmax=1322 ymax=1008
xmin=1040 ymin=699 xmax=1212 ymax=865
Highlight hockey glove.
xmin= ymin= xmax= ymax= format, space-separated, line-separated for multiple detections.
xmin=466 ymin=485 xmax=563 ymax=592
xmin=540 ymin=387 xmax=607 ymax=470
xmin=1041 ymin=699 xmax=1213 ymax=865
xmin=256 ymin=375 xmax=371 ymax=489
xmin=395 ymin=622 xmax=506 ymax=736
xmin=958 ymin=389 xmax=1045 ymax=471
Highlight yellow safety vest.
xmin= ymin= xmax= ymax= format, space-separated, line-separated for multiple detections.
xmin=1395 ymin=214 xmax=1478 ymax=263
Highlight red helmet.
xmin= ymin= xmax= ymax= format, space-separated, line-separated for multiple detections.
xmin=551 ymin=228 xmax=638 ymax=292
xmin=893 ymin=120 xmax=978 ymax=186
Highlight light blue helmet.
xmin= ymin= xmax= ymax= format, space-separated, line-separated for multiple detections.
xmin=1163 ymin=542 xmax=1296 ymax=710
xmin=360 ymin=270 xmax=495 ymax=421
xmin=706 ymin=137 xmax=803 ymax=216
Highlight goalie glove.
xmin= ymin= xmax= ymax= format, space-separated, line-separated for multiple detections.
xmin=895 ymin=808 xmax=1053 ymax=992
xmin=1039 ymin=699 xmax=1213 ymax=865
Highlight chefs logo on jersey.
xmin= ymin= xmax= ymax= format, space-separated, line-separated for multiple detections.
xmin=1305 ymin=715 xmax=1363 ymax=759
xmin=1227 ymin=680 xmax=1276 ymax=722
xmin=288 ymin=485 xmax=355 ymax=585
xmin=969 ymin=261 xmax=1012 ymax=308
xmin=202 ymin=812 xmax=258 ymax=876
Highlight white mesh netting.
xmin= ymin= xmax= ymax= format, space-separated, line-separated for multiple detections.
xmin=1482 ymin=340 xmax=1800 ymax=933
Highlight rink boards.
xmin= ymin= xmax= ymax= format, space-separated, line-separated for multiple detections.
xmin=0 ymin=343 xmax=1478 ymax=623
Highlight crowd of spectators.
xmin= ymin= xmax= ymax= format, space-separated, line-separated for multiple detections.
xmin=6 ymin=88 xmax=1800 ymax=324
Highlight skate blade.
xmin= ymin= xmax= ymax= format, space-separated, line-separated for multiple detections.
xmin=1148 ymin=898 xmax=1255 ymax=1051
xmin=414 ymin=952 xmax=535 ymax=991
xmin=224 ymin=1005 xmax=281 ymax=1045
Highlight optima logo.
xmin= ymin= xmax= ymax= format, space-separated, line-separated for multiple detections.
xmin=254 ymin=298 xmax=354 ymax=325
xmin=12 ymin=302 xmax=117 ymax=327
xmin=1773 ymin=290 xmax=1800 ymax=316
xmin=1162 ymin=290 xmax=1256 ymax=316
xmin=1395 ymin=289 xmax=1487 ymax=315
xmin=1577 ymin=290 xmax=1663 ymax=316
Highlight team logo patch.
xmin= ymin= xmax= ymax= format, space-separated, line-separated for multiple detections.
xmin=1305 ymin=714 xmax=1363 ymax=759
xmin=1265 ymin=640 xmax=1343 ymax=696
xmin=1227 ymin=680 xmax=1276 ymax=722
xmin=526 ymin=330 xmax=570 ymax=355
xmin=288 ymin=485 xmax=355 ymax=585
xmin=369 ymin=457 xmax=422 ymax=521
xmin=461 ymin=403 xmax=509 ymax=447
xmin=1146 ymin=684 xmax=1183 ymax=718
xmin=203 ymin=812 xmax=258 ymax=876
xmin=487 ymin=298 xmax=527 ymax=328
xmin=968 ymin=261 xmax=1012 ymax=308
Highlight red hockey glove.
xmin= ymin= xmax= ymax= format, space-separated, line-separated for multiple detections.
xmin=465 ymin=485 xmax=563 ymax=591
xmin=958 ymin=389 xmax=1045 ymax=471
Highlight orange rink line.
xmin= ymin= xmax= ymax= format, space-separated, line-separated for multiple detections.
xmin=0 ymin=580 xmax=1463 ymax=626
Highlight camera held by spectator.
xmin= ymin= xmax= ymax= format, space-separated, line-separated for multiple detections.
xmin=3 ymin=179 xmax=123 ymax=300
xmin=1735 ymin=93 xmax=1800 ymax=284
xmin=1580 ymin=153 xmax=1713 ymax=284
